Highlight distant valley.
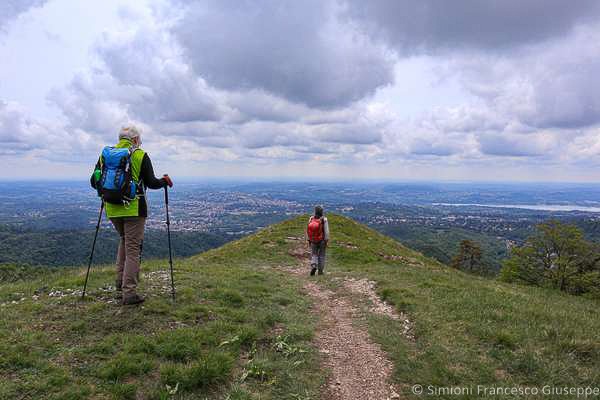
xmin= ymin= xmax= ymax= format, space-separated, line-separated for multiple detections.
xmin=3 ymin=181 xmax=600 ymax=271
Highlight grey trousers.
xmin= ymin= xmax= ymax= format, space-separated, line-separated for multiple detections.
xmin=110 ymin=217 xmax=146 ymax=297
xmin=310 ymin=241 xmax=327 ymax=272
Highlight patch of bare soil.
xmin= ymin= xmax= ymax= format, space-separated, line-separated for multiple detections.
xmin=286 ymin=244 xmax=401 ymax=399
xmin=342 ymin=277 xmax=414 ymax=340
xmin=288 ymin=244 xmax=310 ymax=260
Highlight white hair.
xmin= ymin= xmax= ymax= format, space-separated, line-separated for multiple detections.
xmin=118 ymin=125 xmax=141 ymax=141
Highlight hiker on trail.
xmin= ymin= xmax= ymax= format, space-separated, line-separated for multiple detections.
xmin=307 ymin=206 xmax=330 ymax=276
xmin=90 ymin=125 xmax=173 ymax=305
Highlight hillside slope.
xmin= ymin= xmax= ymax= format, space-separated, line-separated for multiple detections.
xmin=1 ymin=215 xmax=599 ymax=399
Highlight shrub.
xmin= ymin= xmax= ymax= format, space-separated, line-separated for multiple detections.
xmin=500 ymin=220 xmax=600 ymax=296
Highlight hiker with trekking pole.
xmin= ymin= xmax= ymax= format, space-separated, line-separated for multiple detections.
xmin=84 ymin=125 xmax=174 ymax=305
xmin=307 ymin=206 xmax=330 ymax=276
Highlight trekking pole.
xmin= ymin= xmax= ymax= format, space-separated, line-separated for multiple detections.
xmin=164 ymin=186 xmax=176 ymax=301
xmin=139 ymin=240 xmax=144 ymax=264
xmin=82 ymin=201 xmax=104 ymax=300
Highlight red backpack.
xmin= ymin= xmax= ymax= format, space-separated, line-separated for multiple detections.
xmin=307 ymin=217 xmax=324 ymax=242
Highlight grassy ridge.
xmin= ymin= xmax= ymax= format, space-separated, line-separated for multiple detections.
xmin=1 ymin=214 xmax=599 ymax=399
xmin=0 ymin=224 xmax=322 ymax=400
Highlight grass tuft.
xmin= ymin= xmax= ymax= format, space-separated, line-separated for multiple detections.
xmin=160 ymin=351 xmax=234 ymax=391
xmin=98 ymin=354 xmax=154 ymax=382
xmin=109 ymin=383 xmax=137 ymax=400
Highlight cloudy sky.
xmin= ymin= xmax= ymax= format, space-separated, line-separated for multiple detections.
xmin=2 ymin=0 xmax=600 ymax=181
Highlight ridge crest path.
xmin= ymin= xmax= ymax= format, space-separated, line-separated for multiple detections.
xmin=286 ymin=240 xmax=402 ymax=400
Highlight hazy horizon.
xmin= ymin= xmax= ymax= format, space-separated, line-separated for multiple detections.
xmin=6 ymin=177 xmax=600 ymax=186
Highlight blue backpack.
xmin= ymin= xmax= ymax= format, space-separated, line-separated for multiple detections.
xmin=97 ymin=146 xmax=139 ymax=205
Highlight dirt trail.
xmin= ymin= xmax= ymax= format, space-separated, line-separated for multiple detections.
xmin=342 ymin=277 xmax=414 ymax=340
xmin=286 ymin=241 xmax=401 ymax=400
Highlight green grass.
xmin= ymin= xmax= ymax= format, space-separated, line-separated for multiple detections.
xmin=0 ymin=223 xmax=323 ymax=400
xmin=1 ymin=214 xmax=599 ymax=399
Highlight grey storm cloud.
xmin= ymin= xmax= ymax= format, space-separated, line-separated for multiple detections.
xmin=96 ymin=29 xmax=223 ymax=123
xmin=478 ymin=133 xmax=554 ymax=157
xmin=175 ymin=0 xmax=394 ymax=109
xmin=527 ymin=57 xmax=600 ymax=129
xmin=0 ymin=0 xmax=45 ymax=29
xmin=344 ymin=0 xmax=600 ymax=53
xmin=226 ymin=90 xmax=309 ymax=123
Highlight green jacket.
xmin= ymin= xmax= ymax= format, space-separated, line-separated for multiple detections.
xmin=94 ymin=139 xmax=146 ymax=218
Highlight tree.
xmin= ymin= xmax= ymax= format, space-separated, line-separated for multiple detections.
xmin=450 ymin=240 xmax=484 ymax=273
xmin=500 ymin=220 xmax=600 ymax=296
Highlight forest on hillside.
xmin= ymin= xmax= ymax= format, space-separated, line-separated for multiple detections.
xmin=0 ymin=225 xmax=233 ymax=268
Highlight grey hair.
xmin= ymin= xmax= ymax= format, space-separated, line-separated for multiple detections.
xmin=118 ymin=125 xmax=141 ymax=141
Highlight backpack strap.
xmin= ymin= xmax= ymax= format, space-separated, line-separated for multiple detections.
xmin=129 ymin=148 xmax=145 ymax=196
xmin=319 ymin=217 xmax=325 ymax=238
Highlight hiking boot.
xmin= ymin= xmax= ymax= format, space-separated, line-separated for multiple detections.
xmin=122 ymin=294 xmax=145 ymax=306
xmin=310 ymin=265 xmax=317 ymax=276
xmin=318 ymin=269 xmax=324 ymax=275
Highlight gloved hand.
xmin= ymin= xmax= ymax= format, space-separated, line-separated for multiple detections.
xmin=163 ymin=174 xmax=173 ymax=188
